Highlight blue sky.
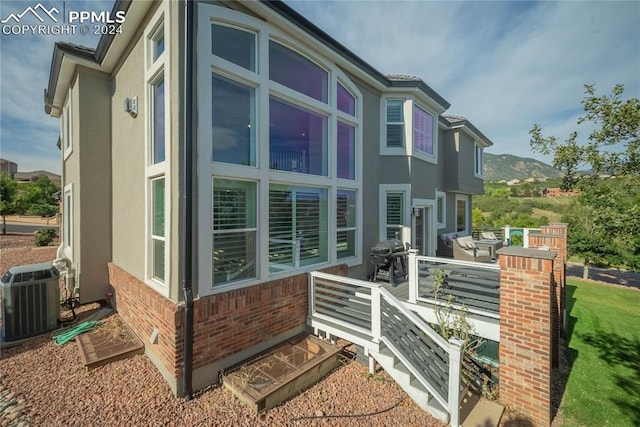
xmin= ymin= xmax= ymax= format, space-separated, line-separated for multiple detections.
xmin=0 ymin=0 xmax=638 ymax=175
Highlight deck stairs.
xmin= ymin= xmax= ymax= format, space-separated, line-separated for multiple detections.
xmin=371 ymin=341 xmax=453 ymax=421
xmin=308 ymin=271 xmax=468 ymax=425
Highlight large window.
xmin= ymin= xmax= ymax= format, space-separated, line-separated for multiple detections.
xmin=151 ymin=178 xmax=165 ymax=282
xmin=145 ymin=6 xmax=170 ymax=294
xmin=269 ymin=97 xmax=327 ymax=176
xmin=337 ymin=82 xmax=356 ymax=115
xmin=269 ymin=185 xmax=328 ymax=271
xmin=386 ymin=99 xmax=404 ymax=148
xmin=337 ymin=122 xmax=355 ymax=180
xmin=337 ymin=190 xmax=357 ymax=259
xmin=213 ymin=179 xmax=257 ymax=285
xmin=386 ymin=192 xmax=405 ymax=240
xmin=198 ymin=5 xmax=362 ymax=294
xmin=269 ymin=40 xmax=328 ymax=103
xmin=413 ymin=105 xmax=434 ymax=156
xmin=212 ymin=23 xmax=256 ymax=71
xmin=152 ymin=76 xmax=165 ymax=164
xmin=382 ymin=97 xmax=438 ymax=162
xmin=212 ymin=74 xmax=256 ymax=166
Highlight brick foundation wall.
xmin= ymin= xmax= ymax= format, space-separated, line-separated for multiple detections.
xmin=498 ymin=247 xmax=557 ymax=427
xmin=108 ymin=262 xmax=347 ymax=395
xmin=191 ymin=264 xmax=347 ymax=370
xmin=108 ymin=263 xmax=182 ymax=378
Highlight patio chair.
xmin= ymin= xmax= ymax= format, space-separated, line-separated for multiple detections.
xmin=453 ymin=236 xmax=492 ymax=263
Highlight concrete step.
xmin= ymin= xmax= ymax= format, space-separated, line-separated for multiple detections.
xmin=459 ymin=390 xmax=504 ymax=427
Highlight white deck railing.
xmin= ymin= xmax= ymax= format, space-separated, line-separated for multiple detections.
xmin=308 ymin=271 xmax=464 ymax=425
xmin=503 ymin=226 xmax=541 ymax=248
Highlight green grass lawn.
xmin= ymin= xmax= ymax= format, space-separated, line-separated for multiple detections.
xmin=560 ymin=279 xmax=640 ymax=426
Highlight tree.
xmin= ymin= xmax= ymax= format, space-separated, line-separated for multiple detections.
xmin=0 ymin=172 xmax=18 ymax=234
xmin=472 ymin=207 xmax=485 ymax=227
xmin=16 ymin=175 xmax=60 ymax=217
xmin=530 ymin=84 xmax=640 ymax=271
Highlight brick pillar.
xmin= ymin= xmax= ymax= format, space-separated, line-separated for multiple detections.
xmin=545 ymin=223 xmax=567 ymax=334
xmin=498 ymin=247 xmax=556 ymax=427
xmin=527 ymin=232 xmax=563 ymax=368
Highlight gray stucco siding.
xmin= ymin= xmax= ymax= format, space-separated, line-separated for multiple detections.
xmin=110 ymin=33 xmax=147 ymax=282
xmin=76 ymin=70 xmax=113 ymax=302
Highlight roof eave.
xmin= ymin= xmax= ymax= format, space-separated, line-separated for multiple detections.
xmin=441 ymin=115 xmax=493 ymax=147
xmin=259 ymin=0 xmax=389 ymax=88
xmin=387 ymin=79 xmax=450 ymax=110
xmin=44 ymin=0 xmax=146 ymax=117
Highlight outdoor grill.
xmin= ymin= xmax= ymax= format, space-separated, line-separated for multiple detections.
xmin=369 ymin=239 xmax=408 ymax=286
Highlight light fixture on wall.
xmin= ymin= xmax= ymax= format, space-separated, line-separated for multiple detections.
xmin=123 ymin=96 xmax=138 ymax=117
xmin=413 ymin=207 xmax=421 ymax=217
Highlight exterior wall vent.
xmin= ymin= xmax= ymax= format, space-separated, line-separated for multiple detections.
xmin=1 ymin=263 xmax=61 ymax=342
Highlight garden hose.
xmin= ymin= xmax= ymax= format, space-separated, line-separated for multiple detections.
xmin=53 ymin=321 xmax=102 ymax=346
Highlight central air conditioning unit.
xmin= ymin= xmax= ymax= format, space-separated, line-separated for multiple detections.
xmin=1 ymin=262 xmax=61 ymax=343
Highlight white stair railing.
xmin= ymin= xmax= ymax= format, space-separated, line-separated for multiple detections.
xmin=309 ymin=271 xmax=464 ymax=425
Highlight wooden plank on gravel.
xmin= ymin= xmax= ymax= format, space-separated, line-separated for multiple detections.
xmin=75 ymin=315 xmax=144 ymax=370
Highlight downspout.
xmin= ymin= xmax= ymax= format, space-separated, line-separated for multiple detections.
xmin=182 ymin=0 xmax=194 ymax=401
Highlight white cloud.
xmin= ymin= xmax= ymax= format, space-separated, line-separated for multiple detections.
xmin=0 ymin=0 xmax=110 ymax=173
xmin=287 ymin=0 xmax=640 ymax=162
xmin=0 ymin=0 xmax=637 ymax=173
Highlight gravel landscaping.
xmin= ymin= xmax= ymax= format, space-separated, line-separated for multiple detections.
xmin=0 ymin=234 xmax=444 ymax=426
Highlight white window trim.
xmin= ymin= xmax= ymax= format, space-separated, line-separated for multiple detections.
xmin=63 ymin=89 xmax=73 ymax=160
xmin=435 ymin=190 xmax=446 ymax=229
xmin=336 ymin=188 xmax=360 ymax=261
xmin=197 ymin=4 xmax=363 ymax=297
xmin=474 ymin=143 xmax=484 ymax=178
xmin=143 ymin=4 xmax=170 ymax=296
xmin=411 ymin=103 xmax=437 ymax=164
xmin=380 ymin=98 xmax=407 ymax=155
xmin=411 ymin=198 xmax=437 ymax=257
xmin=63 ymin=183 xmax=73 ymax=262
xmin=380 ymin=96 xmax=438 ymax=164
xmin=455 ymin=194 xmax=470 ymax=235
xmin=379 ymin=184 xmax=411 ymax=242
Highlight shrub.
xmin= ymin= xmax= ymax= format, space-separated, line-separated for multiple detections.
xmin=35 ymin=228 xmax=57 ymax=247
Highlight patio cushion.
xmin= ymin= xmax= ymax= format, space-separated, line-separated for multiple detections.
xmin=456 ymin=236 xmax=476 ymax=249
xmin=480 ymin=231 xmax=498 ymax=240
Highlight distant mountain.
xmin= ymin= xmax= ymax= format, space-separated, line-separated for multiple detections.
xmin=483 ymin=153 xmax=562 ymax=181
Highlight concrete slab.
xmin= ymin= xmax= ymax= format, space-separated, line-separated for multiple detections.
xmin=460 ymin=391 xmax=504 ymax=427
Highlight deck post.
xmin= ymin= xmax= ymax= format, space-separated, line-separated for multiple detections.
xmin=370 ymin=286 xmax=381 ymax=343
xmin=367 ymin=349 xmax=375 ymax=375
xmin=448 ymin=337 xmax=464 ymax=427
xmin=307 ymin=272 xmax=315 ymax=319
xmin=523 ymin=228 xmax=531 ymax=248
xmin=407 ymin=249 xmax=418 ymax=303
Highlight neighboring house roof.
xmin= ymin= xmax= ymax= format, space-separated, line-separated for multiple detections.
xmin=441 ymin=114 xmax=493 ymax=147
xmin=14 ymin=170 xmax=61 ymax=183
